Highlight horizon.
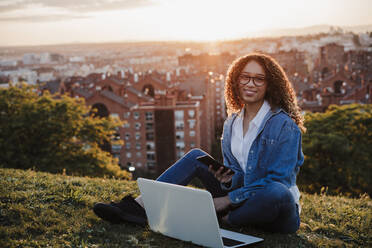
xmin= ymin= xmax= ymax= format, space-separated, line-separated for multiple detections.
xmin=1 ymin=23 xmax=371 ymax=49
xmin=0 ymin=0 xmax=371 ymax=47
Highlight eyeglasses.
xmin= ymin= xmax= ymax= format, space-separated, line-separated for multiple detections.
xmin=238 ymin=74 xmax=266 ymax=87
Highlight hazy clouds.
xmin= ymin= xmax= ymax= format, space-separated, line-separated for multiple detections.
xmin=0 ymin=14 xmax=91 ymax=22
xmin=0 ymin=0 xmax=156 ymax=22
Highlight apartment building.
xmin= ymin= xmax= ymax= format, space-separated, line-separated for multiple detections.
xmin=120 ymin=95 xmax=201 ymax=175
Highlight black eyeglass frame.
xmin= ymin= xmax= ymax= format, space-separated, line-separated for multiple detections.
xmin=238 ymin=75 xmax=266 ymax=87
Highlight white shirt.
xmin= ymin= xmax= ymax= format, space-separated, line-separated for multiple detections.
xmin=231 ymin=100 xmax=271 ymax=172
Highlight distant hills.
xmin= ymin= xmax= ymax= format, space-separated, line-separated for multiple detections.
xmin=1 ymin=24 xmax=371 ymax=49
xmin=246 ymin=24 xmax=372 ymax=38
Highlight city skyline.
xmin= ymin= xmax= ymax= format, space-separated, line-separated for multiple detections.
xmin=0 ymin=0 xmax=371 ymax=47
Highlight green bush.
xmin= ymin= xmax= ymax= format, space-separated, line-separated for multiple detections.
xmin=0 ymin=84 xmax=130 ymax=179
xmin=299 ymin=104 xmax=372 ymax=197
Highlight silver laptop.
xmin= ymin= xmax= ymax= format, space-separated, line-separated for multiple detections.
xmin=137 ymin=178 xmax=263 ymax=248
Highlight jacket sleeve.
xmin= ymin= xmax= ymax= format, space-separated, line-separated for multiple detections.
xmin=220 ymin=150 xmax=244 ymax=191
xmin=228 ymin=121 xmax=303 ymax=205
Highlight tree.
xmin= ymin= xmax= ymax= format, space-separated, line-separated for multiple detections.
xmin=299 ymin=104 xmax=372 ymax=196
xmin=0 ymin=84 xmax=130 ymax=179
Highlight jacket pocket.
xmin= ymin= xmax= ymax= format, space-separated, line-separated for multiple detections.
xmin=261 ymin=137 xmax=276 ymax=145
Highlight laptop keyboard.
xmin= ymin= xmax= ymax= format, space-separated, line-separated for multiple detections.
xmin=222 ymin=237 xmax=245 ymax=247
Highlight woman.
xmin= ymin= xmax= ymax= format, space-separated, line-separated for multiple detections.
xmin=94 ymin=53 xmax=305 ymax=233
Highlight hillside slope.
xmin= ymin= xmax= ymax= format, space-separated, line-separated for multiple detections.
xmin=0 ymin=168 xmax=371 ymax=247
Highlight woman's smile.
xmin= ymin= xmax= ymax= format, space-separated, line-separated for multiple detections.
xmin=241 ymin=88 xmax=258 ymax=96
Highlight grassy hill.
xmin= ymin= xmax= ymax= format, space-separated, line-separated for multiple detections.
xmin=1 ymin=168 xmax=371 ymax=248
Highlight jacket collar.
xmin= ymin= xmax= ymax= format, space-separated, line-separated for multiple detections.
xmin=256 ymin=106 xmax=282 ymax=136
xmin=228 ymin=106 xmax=282 ymax=134
xmin=223 ymin=106 xmax=284 ymax=166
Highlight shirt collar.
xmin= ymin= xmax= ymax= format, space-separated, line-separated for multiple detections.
xmin=251 ymin=100 xmax=271 ymax=127
xmin=238 ymin=100 xmax=271 ymax=127
xmin=238 ymin=108 xmax=244 ymax=119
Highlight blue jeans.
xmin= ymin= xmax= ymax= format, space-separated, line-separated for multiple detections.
xmin=156 ymin=148 xmax=300 ymax=233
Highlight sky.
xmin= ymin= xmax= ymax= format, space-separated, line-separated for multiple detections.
xmin=0 ymin=0 xmax=371 ymax=47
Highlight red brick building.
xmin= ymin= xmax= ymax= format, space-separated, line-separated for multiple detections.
xmin=301 ymin=43 xmax=371 ymax=112
xmin=61 ymin=71 xmax=214 ymax=175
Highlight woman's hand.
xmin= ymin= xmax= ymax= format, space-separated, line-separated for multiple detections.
xmin=213 ymin=195 xmax=232 ymax=213
xmin=208 ymin=165 xmax=233 ymax=184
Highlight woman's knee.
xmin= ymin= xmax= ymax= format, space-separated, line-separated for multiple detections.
xmin=264 ymin=182 xmax=294 ymax=204
xmin=184 ymin=148 xmax=207 ymax=160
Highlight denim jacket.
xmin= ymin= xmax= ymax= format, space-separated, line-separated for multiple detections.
xmin=221 ymin=107 xmax=304 ymax=206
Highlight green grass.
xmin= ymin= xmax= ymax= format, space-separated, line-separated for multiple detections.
xmin=1 ymin=168 xmax=371 ymax=248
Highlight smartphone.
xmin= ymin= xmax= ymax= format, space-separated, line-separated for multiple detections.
xmin=196 ymin=155 xmax=234 ymax=175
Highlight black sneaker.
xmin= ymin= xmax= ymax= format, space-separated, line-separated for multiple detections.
xmin=93 ymin=195 xmax=147 ymax=226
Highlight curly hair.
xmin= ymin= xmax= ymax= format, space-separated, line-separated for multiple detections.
xmin=224 ymin=53 xmax=306 ymax=133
